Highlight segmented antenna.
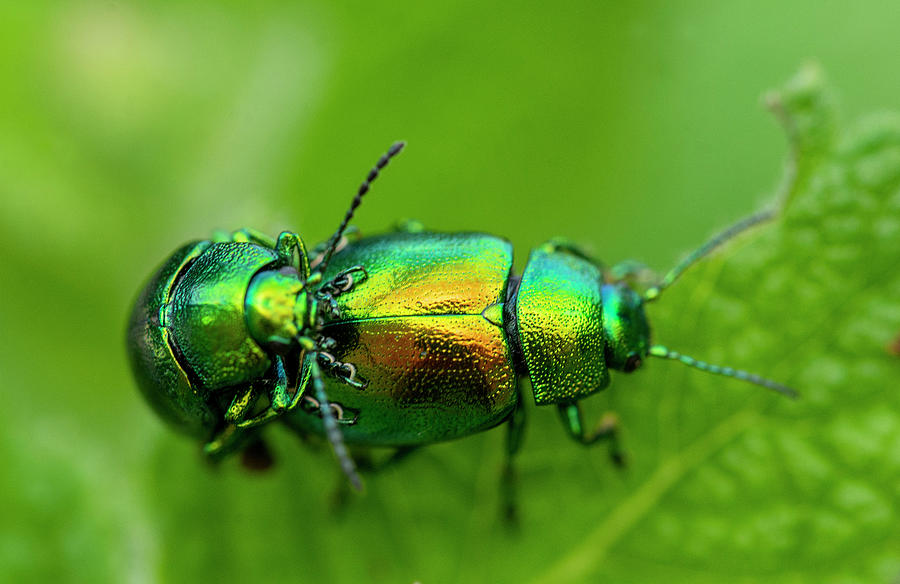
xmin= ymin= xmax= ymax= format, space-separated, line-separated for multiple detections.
xmin=309 ymin=359 xmax=363 ymax=490
xmin=317 ymin=141 xmax=406 ymax=274
xmin=648 ymin=345 xmax=798 ymax=398
xmin=644 ymin=208 xmax=775 ymax=302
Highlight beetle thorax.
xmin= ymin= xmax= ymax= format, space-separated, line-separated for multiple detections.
xmin=245 ymin=267 xmax=309 ymax=348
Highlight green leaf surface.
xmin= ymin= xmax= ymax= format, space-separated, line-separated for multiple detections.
xmin=2 ymin=4 xmax=900 ymax=583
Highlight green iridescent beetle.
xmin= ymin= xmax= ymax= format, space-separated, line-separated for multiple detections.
xmin=126 ymin=142 xmax=796 ymax=491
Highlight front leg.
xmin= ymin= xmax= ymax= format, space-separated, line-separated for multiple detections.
xmin=274 ymin=231 xmax=311 ymax=278
xmin=235 ymin=354 xmax=310 ymax=429
xmin=315 ymin=265 xmax=369 ymax=319
xmin=224 ymin=383 xmax=263 ymax=424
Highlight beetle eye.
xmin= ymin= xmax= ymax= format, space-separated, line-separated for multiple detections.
xmin=624 ymin=354 xmax=642 ymax=373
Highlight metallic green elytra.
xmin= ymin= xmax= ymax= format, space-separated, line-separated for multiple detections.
xmin=126 ymin=142 xmax=796 ymax=493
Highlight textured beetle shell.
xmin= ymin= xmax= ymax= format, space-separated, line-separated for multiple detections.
xmin=517 ymin=246 xmax=610 ymax=404
xmin=288 ymin=232 xmax=518 ymax=445
xmin=126 ymin=241 xmax=216 ymax=438
xmin=168 ymin=243 xmax=278 ymax=391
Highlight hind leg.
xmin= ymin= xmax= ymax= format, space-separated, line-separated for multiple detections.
xmin=558 ymin=402 xmax=625 ymax=467
xmin=501 ymin=392 xmax=527 ymax=526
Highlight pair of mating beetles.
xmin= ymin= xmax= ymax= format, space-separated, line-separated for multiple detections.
xmin=127 ymin=142 xmax=795 ymax=491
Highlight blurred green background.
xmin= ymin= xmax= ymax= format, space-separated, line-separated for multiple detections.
xmin=2 ymin=2 xmax=899 ymax=583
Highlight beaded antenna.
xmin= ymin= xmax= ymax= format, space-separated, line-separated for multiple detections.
xmin=642 ymin=208 xmax=797 ymax=398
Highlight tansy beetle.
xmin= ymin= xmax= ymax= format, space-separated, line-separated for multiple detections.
xmin=127 ymin=142 xmax=796 ymax=494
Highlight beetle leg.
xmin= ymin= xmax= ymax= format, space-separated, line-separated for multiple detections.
xmin=316 ymin=350 xmax=368 ymax=389
xmin=329 ymin=446 xmax=419 ymax=512
xmin=274 ymin=231 xmax=311 ymax=279
xmin=268 ymin=355 xmax=292 ymax=412
xmin=317 ymin=350 xmax=337 ymax=368
xmin=333 ymin=266 xmax=368 ymax=294
xmin=203 ymin=423 xmax=249 ymax=460
xmin=236 ymin=355 xmax=307 ymax=429
xmin=212 ymin=227 xmax=277 ymax=247
xmin=235 ymin=406 xmax=279 ymax=429
xmin=309 ymin=226 xmax=361 ymax=269
xmin=285 ymin=351 xmax=313 ymax=412
xmin=317 ymin=336 xmax=338 ymax=351
xmin=335 ymin=362 xmax=368 ymax=388
xmin=557 ymin=403 xmax=626 ymax=467
xmin=299 ymin=394 xmax=359 ymax=425
xmin=606 ymin=259 xmax=657 ymax=287
xmin=376 ymin=446 xmax=418 ymax=469
xmin=315 ymin=265 xmax=369 ymax=321
xmin=326 ymin=401 xmax=359 ymax=425
xmin=317 ymin=266 xmax=368 ymax=303
xmin=544 ymin=238 xmax=600 ymax=264
xmin=348 ymin=446 xmax=418 ymax=475
xmin=393 ymin=218 xmax=425 ymax=233
xmin=501 ymin=390 xmax=527 ymax=526
xmin=205 ymin=424 xmax=268 ymax=466
xmin=323 ymin=296 xmax=341 ymax=318
xmin=224 ymin=384 xmax=262 ymax=424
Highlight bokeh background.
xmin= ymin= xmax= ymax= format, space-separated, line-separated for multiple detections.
xmin=2 ymin=2 xmax=899 ymax=583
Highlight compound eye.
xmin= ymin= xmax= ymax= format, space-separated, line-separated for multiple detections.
xmin=623 ymin=354 xmax=642 ymax=373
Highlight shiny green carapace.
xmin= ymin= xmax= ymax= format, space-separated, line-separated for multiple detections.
xmin=126 ymin=142 xmax=796 ymax=493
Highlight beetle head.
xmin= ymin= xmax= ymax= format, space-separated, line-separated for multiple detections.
xmin=600 ymin=282 xmax=651 ymax=373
